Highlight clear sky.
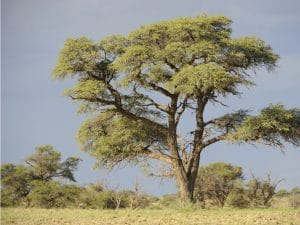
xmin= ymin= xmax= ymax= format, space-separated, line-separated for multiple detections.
xmin=2 ymin=0 xmax=300 ymax=195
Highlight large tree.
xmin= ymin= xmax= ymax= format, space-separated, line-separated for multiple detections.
xmin=53 ymin=15 xmax=300 ymax=202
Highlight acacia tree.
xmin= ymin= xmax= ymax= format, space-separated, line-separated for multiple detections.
xmin=194 ymin=162 xmax=243 ymax=207
xmin=53 ymin=15 xmax=300 ymax=202
xmin=25 ymin=145 xmax=81 ymax=182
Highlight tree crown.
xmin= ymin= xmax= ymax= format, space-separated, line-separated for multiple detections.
xmin=52 ymin=15 xmax=299 ymax=169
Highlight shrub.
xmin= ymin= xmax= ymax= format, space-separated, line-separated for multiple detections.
xmin=194 ymin=162 xmax=243 ymax=208
xmin=226 ymin=183 xmax=249 ymax=208
xmin=158 ymin=194 xmax=180 ymax=208
xmin=77 ymin=188 xmax=113 ymax=209
xmin=289 ymin=187 xmax=300 ymax=208
xmin=1 ymin=164 xmax=32 ymax=207
xmin=247 ymin=175 xmax=281 ymax=208
xmin=27 ymin=181 xmax=82 ymax=208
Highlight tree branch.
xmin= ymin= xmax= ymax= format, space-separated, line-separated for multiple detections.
xmin=148 ymin=82 xmax=174 ymax=98
xmin=201 ymin=133 xmax=228 ymax=148
xmin=175 ymin=96 xmax=189 ymax=126
xmin=142 ymin=148 xmax=172 ymax=164
xmin=132 ymin=84 xmax=169 ymax=113
xmin=70 ymin=96 xmax=115 ymax=105
xmin=103 ymin=81 xmax=169 ymax=134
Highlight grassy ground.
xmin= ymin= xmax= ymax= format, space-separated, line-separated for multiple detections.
xmin=2 ymin=208 xmax=300 ymax=225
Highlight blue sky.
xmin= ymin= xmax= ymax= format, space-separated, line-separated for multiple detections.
xmin=2 ymin=0 xmax=300 ymax=195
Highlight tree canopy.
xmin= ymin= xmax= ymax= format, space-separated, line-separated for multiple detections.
xmin=25 ymin=145 xmax=81 ymax=182
xmin=53 ymin=15 xmax=300 ymax=202
xmin=195 ymin=162 xmax=243 ymax=208
xmin=1 ymin=145 xmax=81 ymax=206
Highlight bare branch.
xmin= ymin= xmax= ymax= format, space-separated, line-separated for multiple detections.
xmin=132 ymin=84 xmax=169 ymax=113
xmin=175 ymin=96 xmax=189 ymax=126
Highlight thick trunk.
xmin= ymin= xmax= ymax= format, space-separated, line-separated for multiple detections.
xmin=174 ymin=153 xmax=201 ymax=204
xmin=176 ymin=170 xmax=193 ymax=203
xmin=166 ymin=94 xmax=203 ymax=204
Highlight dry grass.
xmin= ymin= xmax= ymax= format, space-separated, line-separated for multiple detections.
xmin=1 ymin=208 xmax=300 ymax=225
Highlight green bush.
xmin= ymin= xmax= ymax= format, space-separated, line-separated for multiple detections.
xmin=226 ymin=184 xmax=249 ymax=208
xmin=27 ymin=181 xmax=82 ymax=208
xmin=275 ymin=189 xmax=289 ymax=197
xmin=78 ymin=189 xmax=115 ymax=209
xmin=1 ymin=164 xmax=32 ymax=207
xmin=158 ymin=194 xmax=180 ymax=208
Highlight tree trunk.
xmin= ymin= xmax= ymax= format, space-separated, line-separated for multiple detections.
xmin=174 ymin=155 xmax=201 ymax=204
xmin=176 ymin=171 xmax=193 ymax=203
xmin=167 ymin=94 xmax=203 ymax=204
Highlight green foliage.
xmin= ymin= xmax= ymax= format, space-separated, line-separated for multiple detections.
xmin=194 ymin=162 xmax=243 ymax=208
xmin=246 ymin=175 xmax=280 ymax=207
xmin=229 ymin=104 xmax=300 ymax=147
xmin=25 ymin=145 xmax=81 ymax=181
xmin=27 ymin=181 xmax=82 ymax=208
xmin=51 ymin=15 xmax=285 ymax=170
xmin=275 ymin=189 xmax=290 ymax=197
xmin=158 ymin=194 xmax=180 ymax=208
xmin=168 ymin=63 xmax=249 ymax=96
xmin=1 ymin=145 xmax=81 ymax=207
xmin=52 ymin=14 xmax=299 ymax=203
xmin=78 ymin=186 xmax=115 ymax=209
xmin=77 ymin=111 xmax=166 ymax=167
xmin=52 ymin=37 xmax=101 ymax=79
xmin=225 ymin=37 xmax=278 ymax=70
xmin=113 ymin=15 xmax=277 ymax=96
xmin=226 ymin=182 xmax=250 ymax=208
xmin=1 ymin=164 xmax=32 ymax=206
xmin=64 ymin=79 xmax=107 ymax=100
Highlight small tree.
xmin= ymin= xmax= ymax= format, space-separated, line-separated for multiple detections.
xmin=128 ymin=181 xmax=141 ymax=209
xmin=25 ymin=145 xmax=81 ymax=182
xmin=1 ymin=164 xmax=32 ymax=206
xmin=247 ymin=174 xmax=282 ymax=207
xmin=1 ymin=145 xmax=81 ymax=207
xmin=226 ymin=181 xmax=250 ymax=208
xmin=53 ymin=15 xmax=300 ymax=203
xmin=27 ymin=181 xmax=82 ymax=208
xmin=194 ymin=162 xmax=243 ymax=207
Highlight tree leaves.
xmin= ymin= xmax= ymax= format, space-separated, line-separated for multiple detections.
xmin=53 ymin=37 xmax=101 ymax=79
xmin=169 ymin=63 xmax=249 ymax=96
xmin=77 ymin=111 xmax=167 ymax=167
xmin=25 ymin=145 xmax=81 ymax=182
xmin=228 ymin=104 xmax=300 ymax=147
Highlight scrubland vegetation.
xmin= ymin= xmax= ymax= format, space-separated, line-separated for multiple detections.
xmin=1 ymin=146 xmax=300 ymax=212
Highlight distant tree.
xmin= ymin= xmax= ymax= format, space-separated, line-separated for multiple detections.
xmin=291 ymin=187 xmax=300 ymax=195
xmin=194 ymin=162 xmax=243 ymax=208
xmin=247 ymin=174 xmax=282 ymax=207
xmin=27 ymin=181 xmax=82 ymax=208
xmin=25 ymin=145 xmax=81 ymax=182
xmin=275 ymin=189 xmax=289 ymax=197
xmin=1 ymin=164 xmax=32 ymax=206
xmin=1 ymin=145 xmax=81 ymax=207
xmin=53 ymin=14 xmax=300 ymax=203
